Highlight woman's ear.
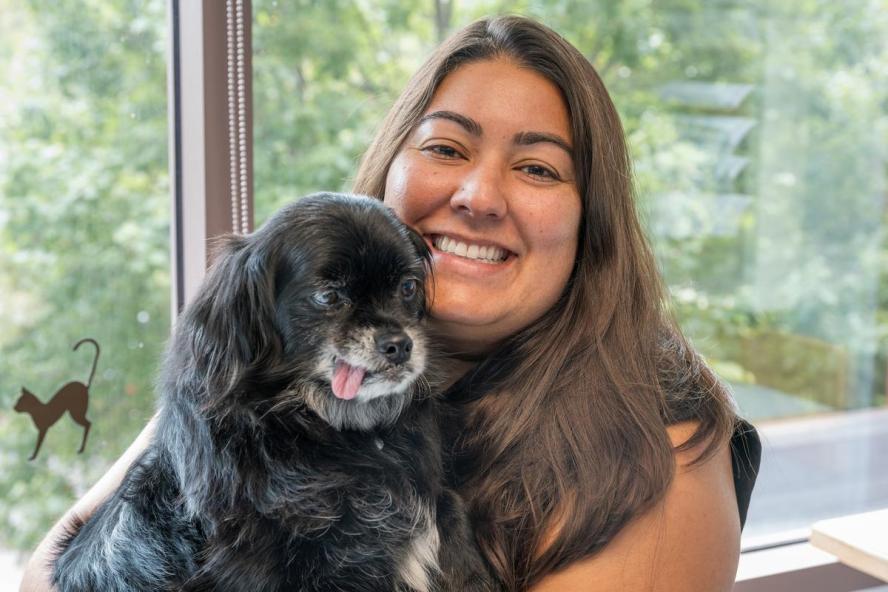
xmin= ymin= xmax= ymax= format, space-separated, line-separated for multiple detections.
xmin=176 ymin=234 xmax=280 ymax=402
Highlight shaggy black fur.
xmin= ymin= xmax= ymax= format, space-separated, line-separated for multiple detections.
xmin=51 ymin=193 xmax=496 ymax=592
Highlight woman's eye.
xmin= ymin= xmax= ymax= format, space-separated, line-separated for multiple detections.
xmin=312 ymin=289 xmax=343 ymax=308
xmin=521 ymin=164 xmax=559 ymax=181
xmin=400 ymin=279 xmax=419 ymax=302
xmin=423 ymin=144 xmax=461 ymax=159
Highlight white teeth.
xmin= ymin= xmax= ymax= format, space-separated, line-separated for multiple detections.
xmin=433 ymin=235 xmax=508 ymax=263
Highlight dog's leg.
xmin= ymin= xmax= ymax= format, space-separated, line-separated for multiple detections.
xmin=53 ymin=448 xmax=203 ymax=592
xmin=434 ymin=490 xmax=500 ymax=592
xmin=29 ymin=429 xmax=47 ymax=461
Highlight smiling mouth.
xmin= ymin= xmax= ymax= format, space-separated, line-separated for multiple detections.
xmin=430 ymin=234 xmax=512 ymax=264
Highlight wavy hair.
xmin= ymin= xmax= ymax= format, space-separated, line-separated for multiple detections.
xmin=353 ymin=15 xmax=735 ymax=591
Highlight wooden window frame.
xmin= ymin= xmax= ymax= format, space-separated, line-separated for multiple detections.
xmin=167 ymin=0 xmax=254 ymax=318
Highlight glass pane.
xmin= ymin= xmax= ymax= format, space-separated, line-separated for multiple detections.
xmin=0 ymin=0 xmax=170 ymax=573
xmin=252 ymin=0 xmax=438 ymax=223
xmin=252 ymin=0 xmax=888 ymax=547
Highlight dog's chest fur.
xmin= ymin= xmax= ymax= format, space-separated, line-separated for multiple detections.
xmin=177 ymin=399 xmax=447 ymax=591
xmin=52 ymin=401 xmax=448 ymax=592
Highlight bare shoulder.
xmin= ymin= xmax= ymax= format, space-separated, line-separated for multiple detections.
xmin=530 ymin=421 xmax=740 ymax=592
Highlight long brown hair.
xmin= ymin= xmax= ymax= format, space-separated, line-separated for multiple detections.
xmin=353 ymin=15 xmax=735 ymax=591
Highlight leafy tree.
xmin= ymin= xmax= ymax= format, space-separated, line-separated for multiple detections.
xmin=0 ymin=0 xmax=169 ymax=551
xmin=1 ymin=0 xmax=886 ymax=554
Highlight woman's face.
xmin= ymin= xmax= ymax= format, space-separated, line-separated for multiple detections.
xmin=384 ymin=58 xmax=582 ymax=354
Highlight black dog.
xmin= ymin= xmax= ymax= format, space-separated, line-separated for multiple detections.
xmin=52 ymin=193 xmax=495 ymax=591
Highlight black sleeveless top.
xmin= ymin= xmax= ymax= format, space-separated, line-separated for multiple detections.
xmin=730 ymin=419 xmax=761 ymax=530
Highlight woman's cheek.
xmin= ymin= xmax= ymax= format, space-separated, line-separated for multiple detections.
xmin=382 ymin=157 xmax=409 ymax=213
xmin=384 ymin=153 xmax=453 ymax=226
xmin=383 ymin=154 xmax=426 ymax=223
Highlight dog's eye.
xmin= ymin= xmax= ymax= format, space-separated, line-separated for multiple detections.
xmin=400 ymin=279 xmax=419 ymax=302
xmin=312 ymin=289 xmax=342 ymax=308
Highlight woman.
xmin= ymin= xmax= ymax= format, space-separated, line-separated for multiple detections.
xmin=22 ymin=15 xmax=759 ymax=592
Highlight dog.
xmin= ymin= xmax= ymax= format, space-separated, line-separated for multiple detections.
xmin=14 ymin=338 xmax=97 ymax=460
xmin=51 ymin=193 xmax=496 ymax=592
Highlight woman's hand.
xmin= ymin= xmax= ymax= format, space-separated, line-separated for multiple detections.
xmin=19 ymin=414 xmax=158 ymax=592
xmin=530 ymin=422 xmax=740 ymax=592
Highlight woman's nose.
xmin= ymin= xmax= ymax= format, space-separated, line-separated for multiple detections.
xmin=449 ymin=162 xmax=508 ymax=219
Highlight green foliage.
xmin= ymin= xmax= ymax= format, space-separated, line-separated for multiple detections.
xmin=253 ymin=0 xmax=888 ymax=419
xmin=0 ymin=0 xmax=169 ymax=550
xmin=252 ymin=0 xmax=435 ymax=221
xmin=1 ymin=0 xmax=886 ymax=553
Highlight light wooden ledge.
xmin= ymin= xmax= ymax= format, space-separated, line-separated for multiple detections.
xmin=810 ymin=508 xmax=888 ymax=583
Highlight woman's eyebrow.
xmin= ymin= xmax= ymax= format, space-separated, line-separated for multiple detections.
xmin=513 ymin=131 xmax=573 ymax=155
xmin=417 ymin=110 xmax=573 ymax=155
xmin=417 ymin=110 xmax=482 ymax=136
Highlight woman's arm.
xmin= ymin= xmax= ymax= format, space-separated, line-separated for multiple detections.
xmin=530 ymin=422 xmax=740 ymax=592
xmin=19 ymin=414 xmax=158 ymax=592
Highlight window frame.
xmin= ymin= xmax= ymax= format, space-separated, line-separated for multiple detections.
xmin=167 ymin=0 xmax=254 ymax=317
xmin=165 ymin=2 xmax=882 ymax=589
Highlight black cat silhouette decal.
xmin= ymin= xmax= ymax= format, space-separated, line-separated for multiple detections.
xmin=14 ymin=338 xmax=98 ymax=460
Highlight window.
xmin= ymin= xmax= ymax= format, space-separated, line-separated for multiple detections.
xmin=0 ymin=0 xmax=169 ymax=555
xmin=252 ymin=0 xmax=888 ymax=547
xmin=4 ymin=0 xmax=886 ymax=584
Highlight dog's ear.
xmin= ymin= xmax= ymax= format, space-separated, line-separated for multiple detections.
xmin=404 ymin=224 xmax=432 ymax=274
xmin=174 ymin=234 xmax=281 ymax=403
xmin=402 ymin=224 xmax=435 ymax=316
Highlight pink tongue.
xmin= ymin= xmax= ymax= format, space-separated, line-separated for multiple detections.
xmin=331 ymin=360 xmax=366 ymax=400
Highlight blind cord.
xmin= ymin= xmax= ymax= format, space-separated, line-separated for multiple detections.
xmin=226 ymin=0 xmax=250 ymax=235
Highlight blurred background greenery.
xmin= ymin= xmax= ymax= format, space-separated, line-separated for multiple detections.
xmin=0 ymin=0 xmax=170 ymax=553
xmin=1 ymin=0 xmax=886 ymax=555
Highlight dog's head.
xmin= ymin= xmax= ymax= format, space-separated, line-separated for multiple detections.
xmin=172 ymin=192 xmax=432 ymax=431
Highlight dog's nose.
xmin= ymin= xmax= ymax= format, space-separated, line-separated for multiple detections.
xmin=375 ymin=330 xmax=413 ymax=365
